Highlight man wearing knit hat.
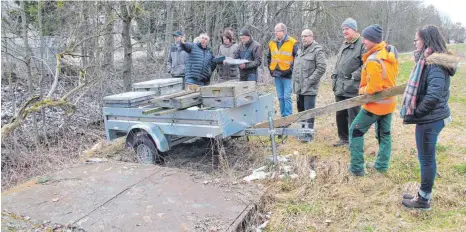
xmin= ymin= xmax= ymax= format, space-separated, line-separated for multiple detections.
xmin=348 ymin=24 xmax=399 ymax=176
xmin=331 ymin=18 xmax=365 ymax=147
xmin=233 ymin=27 xmax=262 ymax=81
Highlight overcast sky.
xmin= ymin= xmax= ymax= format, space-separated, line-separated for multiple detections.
xmin=423 ymin=0 xmax=466 ymax=25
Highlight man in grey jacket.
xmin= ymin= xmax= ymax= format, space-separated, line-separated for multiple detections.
xmin=233 ymin=27 xmax=262 ymax=82
xmin=331 ymin=18 xmax=365 ymax=147
xmin=167 ymin=31 xmax=188 ymax=86
xmin=292 ymin=29 xmax=327 ymax=142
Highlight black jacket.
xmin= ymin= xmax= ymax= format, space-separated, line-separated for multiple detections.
xmin=403 ymin=53 xmax=458 ymax=124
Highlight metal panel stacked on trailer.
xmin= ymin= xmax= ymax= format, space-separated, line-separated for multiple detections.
xmin=132 ymin=79 xmax=183 ymax=95
xmin=201 ymin=81 xmax=258 ymax=108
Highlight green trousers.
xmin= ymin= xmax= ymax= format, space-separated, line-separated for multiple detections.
xmin=349 ymin=109 xmax=392 ymax=174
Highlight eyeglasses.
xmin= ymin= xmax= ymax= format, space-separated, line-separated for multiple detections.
xmin=301 ymin=35 xmax=312 ymax=37
xmin=413 ymin=39 xmax=419 ymax=42
xmin=274 ymin=30 xmax=284 ymax=33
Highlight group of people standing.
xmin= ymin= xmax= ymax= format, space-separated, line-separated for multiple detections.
xmin=166 ymin=27 xmax=262 ymax=90
xmin=166 ymin=19 xmax=459 ymax=211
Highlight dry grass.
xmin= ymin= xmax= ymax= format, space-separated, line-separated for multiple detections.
xmin=255 ymin=45 xmax=466 ymax=231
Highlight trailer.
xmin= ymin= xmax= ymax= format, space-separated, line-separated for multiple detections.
xmin=103 ymin=80 xmax=313 ymax=164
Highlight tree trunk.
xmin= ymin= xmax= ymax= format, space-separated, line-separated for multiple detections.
xmin=38 ymin=0 xmax=48 ymax=145
xmin=164 ymin=1 xmax=173 ymax=54
xmin=80 ymin=1 xmax=89 ymax=67
xmin=21 ymin=0 xmax=40 ymax=145
xmin=103 ymin=1 xmax=114 ymax=70
xmin=2 ymin=20 xmax=18 ymax=151
xmin=121 ymin=2 xmax=133 ymax=91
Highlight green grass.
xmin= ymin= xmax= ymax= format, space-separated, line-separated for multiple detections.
xmin=454 ymin=163 xmax=466 ymax=175
xmin=398 ymin=60 xmax=415 ymax=83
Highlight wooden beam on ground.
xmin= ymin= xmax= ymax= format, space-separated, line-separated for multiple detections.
xmin=254 ymin=84 xmax=407 ymax=128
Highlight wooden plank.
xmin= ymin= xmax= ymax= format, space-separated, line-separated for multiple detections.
xmin=255 ymin=84 xmax=407 ymax=128
xmin=141 ymin=107 xmax=164 ymax=115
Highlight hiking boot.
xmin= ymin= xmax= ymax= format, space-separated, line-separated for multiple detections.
xmin=402 ymin=193 xmax=432 ymax=211
xmin=333 ymin=140 xmax=349 ymax=147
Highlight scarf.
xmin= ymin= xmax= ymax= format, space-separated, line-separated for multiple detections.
xmin=400 ymin=48 xmax=432 ymax=118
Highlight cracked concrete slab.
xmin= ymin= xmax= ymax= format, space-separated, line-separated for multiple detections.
xmin=2 ymin=162 xmax=263 ymax=231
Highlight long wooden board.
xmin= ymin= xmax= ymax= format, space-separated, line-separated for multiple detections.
xmin=254 ymin=84 xmax=407 ymax=128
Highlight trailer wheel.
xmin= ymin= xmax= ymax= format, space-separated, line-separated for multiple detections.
xmin=133 ymin=134 xmax=164 ymax=164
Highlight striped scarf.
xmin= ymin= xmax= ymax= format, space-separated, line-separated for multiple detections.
xmin=400 ymin=51 xmax=426 ymax=118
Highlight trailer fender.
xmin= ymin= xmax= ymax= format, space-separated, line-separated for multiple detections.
xmin=126 ymin=124 xmax=170 ymax=152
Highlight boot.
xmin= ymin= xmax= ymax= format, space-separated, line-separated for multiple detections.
xmin=402 ymin=193 xmax=432 ymax=211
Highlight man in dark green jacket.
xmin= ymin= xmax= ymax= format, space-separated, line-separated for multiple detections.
xmin=292 ymin=29 xmax=327 ymax=142
xmin=331 ymin=18 xmax=365 ymax=146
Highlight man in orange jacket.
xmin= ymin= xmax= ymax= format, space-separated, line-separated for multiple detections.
xmin=349 ymin=24 xmax=399 ymax=176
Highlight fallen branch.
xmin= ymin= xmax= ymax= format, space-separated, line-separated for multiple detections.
xmin=1 ymin=99 xmax=76 ymax=138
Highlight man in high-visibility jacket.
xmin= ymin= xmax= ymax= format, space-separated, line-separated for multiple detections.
xmin=267 ymin=23 xmax=299 ymax=117
xmin=349 ymin=24 xmax=399 ymax=176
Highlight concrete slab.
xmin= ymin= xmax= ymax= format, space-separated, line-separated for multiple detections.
xmin=2 ymin=162 xmax=263 ymax=231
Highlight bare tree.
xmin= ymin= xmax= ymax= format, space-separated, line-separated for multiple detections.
xmin=120 ymin=1 xmax=134 ymax=91
xmin=20 ymin=0 xmax=40 ymax=145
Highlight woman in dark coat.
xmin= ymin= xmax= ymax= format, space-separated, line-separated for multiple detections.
xmin=400 ymin=25 xmax=459 ymax=210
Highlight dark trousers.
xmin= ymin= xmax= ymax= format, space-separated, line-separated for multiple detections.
xmin=240 ymin=72 xmax=258 ymax=82
xmin=297 ymin=94 xmax=316 ymax=129
xmin=335 ymin=95 xmax=361 ymax=141
xmin=416 ymin=120 xmax=445 ymax=197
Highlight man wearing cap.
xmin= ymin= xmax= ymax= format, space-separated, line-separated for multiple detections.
xmin=167 ymin=31 xmax=188 ymax=86
xmin=267 ymin=23 xmax=299 ymax=117
xmin=216 ymin=28 xmax=240 ymax=82
xmin=348 ymin=24 xmax=399 ymax=176
xmin=292 ymin=29 xmax=327 ymax=142
xmin=233 ymin=27 xmax=262 ymax=82
xmin=331 ymin=18 xmax=365 ymax=147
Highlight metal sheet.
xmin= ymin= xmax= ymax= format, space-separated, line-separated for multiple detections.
xmin=132 ymin=78 xmax=182 ymax=89
xmin=103 ymin=91 xmax=157 ymax=103
xmin=103 ymin=91 xmax=158 ymax=107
